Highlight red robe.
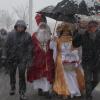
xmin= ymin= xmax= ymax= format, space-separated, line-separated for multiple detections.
xmin=27 ymin=33 xmax=55 ymax=84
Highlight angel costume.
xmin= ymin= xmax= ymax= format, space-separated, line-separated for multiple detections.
xmin=50 ymin=35 xmax=85 ymax=97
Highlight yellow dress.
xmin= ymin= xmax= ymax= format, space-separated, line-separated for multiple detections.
xmin=53 ymin=35 xmax=85 ymax=96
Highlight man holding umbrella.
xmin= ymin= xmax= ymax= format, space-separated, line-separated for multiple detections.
xmin=73 ymin=21 xmax=100 ymax=100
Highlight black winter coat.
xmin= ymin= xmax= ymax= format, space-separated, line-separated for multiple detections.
xmin=73 ymin=30 xmax=100 ymax=70
xmin=6 ymin=31 xmax=33 ymax=67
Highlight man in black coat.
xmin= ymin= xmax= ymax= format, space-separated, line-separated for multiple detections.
xmin=6 ymin=20 xmax=33 ymax=100
xmin=0 ymin=29 xmax=8 ymax=69
xmin=73 ymin=21 xmax=100 ymax=100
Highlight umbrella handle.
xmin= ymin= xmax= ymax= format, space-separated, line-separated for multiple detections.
xmin=53 ymin=21 xmax=58 ymax=36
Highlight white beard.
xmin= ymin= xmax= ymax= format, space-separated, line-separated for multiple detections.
xmin=36 ymin=30 xmax=51 ymax=51
xmin=36 ymin=30 xmax=51 ymax=43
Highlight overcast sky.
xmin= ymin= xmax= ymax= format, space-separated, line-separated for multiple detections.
xmin=0 ymin=0 xmax=63 ymax=13
xmin=0 ymin=0 xmax=94 ymax=13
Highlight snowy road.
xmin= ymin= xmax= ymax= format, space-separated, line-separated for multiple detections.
xmin=0 ymin=70 xmax=98 ymax=100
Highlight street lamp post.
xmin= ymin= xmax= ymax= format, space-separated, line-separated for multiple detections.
xmin=29 ymin=0 xmax=33 ymax=33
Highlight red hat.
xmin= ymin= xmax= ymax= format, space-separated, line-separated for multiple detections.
xmin=35 ymin=14 xmax=42 ymax=25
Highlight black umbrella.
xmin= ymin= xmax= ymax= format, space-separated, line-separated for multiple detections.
xmin=53 ymin=0 xmax=95 ymax=16
xmin=37 ymin=6 xmax=55 ymax=18
xmin=55 ymin=14 xmax=77 ymax=23
xmin=37 ymin=5 xmax=78 ymax=36
xmin=37 ymin=6 xmax=77 ymax=23
xmin=53 ymin=0 xmax=78 ymax=16
xmin=78 ymin=0 xmax=90 ymax=16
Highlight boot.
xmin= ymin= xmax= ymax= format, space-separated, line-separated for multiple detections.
xmin=44 ymin=91 xmax=52 ymax=99
xmin=20 ymin=94 xmax=27 ymax=100
xmin=38 ymin=89 xmax=44 ymax=96
xmin=9 ymin=89 xmax=15 ymax=96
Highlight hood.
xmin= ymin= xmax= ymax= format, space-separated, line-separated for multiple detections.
xmin=0 ymin=28 xmax=7 ymax=35
xmin=14 ymin=20 xmax=27 ymax=29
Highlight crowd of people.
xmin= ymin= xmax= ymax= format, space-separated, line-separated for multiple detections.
xmin=0 ymin=18 xmax=100 ymax=100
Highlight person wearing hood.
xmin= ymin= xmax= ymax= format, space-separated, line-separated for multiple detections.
xmin=6 ymin=20 xmax=33 ymax=100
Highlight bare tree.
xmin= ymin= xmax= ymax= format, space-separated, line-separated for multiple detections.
xmin=13 ymin=4 xmax=29 ymax=24
xmin=0 ymin=10 xmax=15 ymax=30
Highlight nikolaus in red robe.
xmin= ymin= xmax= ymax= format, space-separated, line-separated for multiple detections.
xmin=27 ymin=23 xmax=55 ymax=86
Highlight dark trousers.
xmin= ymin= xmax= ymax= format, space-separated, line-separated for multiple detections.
xmin=83 ymin=65 xmax=99 ymax=97
xmin=10 ymin=63 xmax=26 ymax=95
